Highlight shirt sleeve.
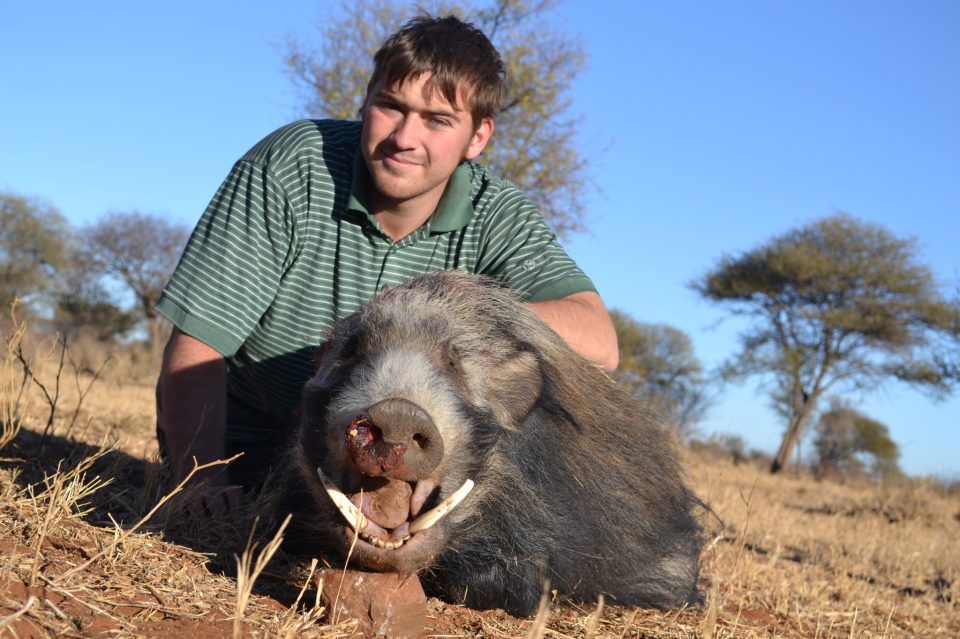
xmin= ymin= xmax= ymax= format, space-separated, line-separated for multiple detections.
xmin=474 ymin=181 xmax=595 ymax=302
xmin=154 ymin=159 xmax=297 ymax=357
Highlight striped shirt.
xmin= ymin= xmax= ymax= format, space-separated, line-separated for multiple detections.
xmin=156 ymin=119 xmax=594 ymax=445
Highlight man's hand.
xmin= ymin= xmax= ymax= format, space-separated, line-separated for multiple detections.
xmin=169 ymin=455 xmax=248 ymax=519
xmin=196 ymin=483 xmax=246 ymax=519
xmin=527 ymin=291 xmax=619 ymax=371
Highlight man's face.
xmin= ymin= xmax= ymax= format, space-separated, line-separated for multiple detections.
xmin=361 ymin=73 xmax=493 ymax=211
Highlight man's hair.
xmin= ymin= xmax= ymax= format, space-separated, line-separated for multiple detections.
xmin=367 ymin=15 xmax=506 ymax=126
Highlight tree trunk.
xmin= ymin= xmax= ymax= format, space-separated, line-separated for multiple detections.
xmin=770 ymin=406 xmax=814 ymax=474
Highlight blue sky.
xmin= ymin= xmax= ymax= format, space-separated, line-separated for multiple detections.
xmin=2 ymin=1 xmax=957 ymax=476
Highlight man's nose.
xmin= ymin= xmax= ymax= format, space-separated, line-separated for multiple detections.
xmin=390 ymin=115 xmax=420 ymax=149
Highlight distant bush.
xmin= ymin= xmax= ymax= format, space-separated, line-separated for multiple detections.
xmin=689 ymin=432 xmax=750 ymax=465
xmin=813 ymin=398 xmax=902 ymax=480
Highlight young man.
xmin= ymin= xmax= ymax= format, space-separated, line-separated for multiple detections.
xmin=156 ymin=15 xmax=617 ymax=514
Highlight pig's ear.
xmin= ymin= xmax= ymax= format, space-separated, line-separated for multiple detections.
xmin=488 ymin=349 xmax=542 ymax=427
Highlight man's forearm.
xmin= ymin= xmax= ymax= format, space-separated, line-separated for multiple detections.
xmin=159 ymin=329 xmax=230 ymax=484
xmin=527 ymin=291 xmax=619 ymax=371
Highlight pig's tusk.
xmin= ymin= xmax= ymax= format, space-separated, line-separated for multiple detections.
xmin=316 ymin=467 xmax=367 ymax=532
xmin=317 ymin=468 xmax=474 ymax=543
xmin=408 ymin=479 xmax=475 ymax=533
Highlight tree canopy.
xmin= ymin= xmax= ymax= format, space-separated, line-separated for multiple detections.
xmin=609 ymin=310 xmax=711 ymax=438
xmin=79 ymin=211 xmax=190 ymax=348
xmin=283 ymin=0 xmax=592 ymax=238
xmin=0 ymin=191 xmax=72 ymax=315
xmin=692 ymin=212 xmax=960 ymax=473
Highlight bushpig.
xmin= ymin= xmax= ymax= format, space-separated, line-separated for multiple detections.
xmin=284 ymin=271 xmax=703 ymax=616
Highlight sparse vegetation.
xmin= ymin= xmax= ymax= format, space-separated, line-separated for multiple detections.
xmin=0 ymin=192 xmax=73 ymax=316
xmin=692 ymin=213 xmax=960 ymax=474
xmin=76 ymin=211 xmax=190 ymax=351
xmin=1 ymin=321 xmax=957 ymax=637
xmin=609 ymin=311 xmax=711 ymax=440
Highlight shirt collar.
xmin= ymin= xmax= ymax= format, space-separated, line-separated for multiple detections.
xmin=346 ymin=151 xmax=474 ymax=233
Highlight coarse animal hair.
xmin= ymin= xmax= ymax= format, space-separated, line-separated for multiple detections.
xmin=282 ymin=271 xmax=704 ymax=616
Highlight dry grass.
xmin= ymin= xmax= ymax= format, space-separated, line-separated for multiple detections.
xmin=692 ymin=453 xmax=958 ymax=638
xmin=1 ymin=324 xmax=957 ymax=637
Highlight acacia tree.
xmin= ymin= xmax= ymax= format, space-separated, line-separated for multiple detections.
xmin=0 ymin=192 xmax=72 ymax=315
xmin=283 ymin=0 xmax=591 ymax=237
xmin=692 ymin=213 xmax=960 ymax=474
xmin=80 ymin=211 xmax=190 ymax=349
xmin=610 ymin=310 xmax=711 ymax=439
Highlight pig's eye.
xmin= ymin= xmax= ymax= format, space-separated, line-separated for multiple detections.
xmin=331 ymin=334 xmax=361 ymax=365
xmin=443 ymin=344 xmax=463 ymax=375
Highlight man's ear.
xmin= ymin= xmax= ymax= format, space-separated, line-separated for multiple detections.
xmin=464 ymin=117 xmax=494 ymax=160
xmin=358 ymin=92 xmax=371 ymax=120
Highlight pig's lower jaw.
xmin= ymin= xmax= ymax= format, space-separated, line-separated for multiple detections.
xmin=316 ymin=466 xmax=474 ymax=551
xmin=338 ymin=525 xmax=443 ymax=574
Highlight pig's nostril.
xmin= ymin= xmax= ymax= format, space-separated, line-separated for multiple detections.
xmin=347 ymin=415 xmax=382 ymax=444
xmin=358 ymin=398 xmax=444 ymax=480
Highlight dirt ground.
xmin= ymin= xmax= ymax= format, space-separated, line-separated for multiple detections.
xmin=1 ymin=344 xmax=958 ymax=638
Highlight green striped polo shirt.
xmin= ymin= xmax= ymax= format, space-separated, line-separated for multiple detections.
xmin=156 ymin=119 xmax=594 ymax=445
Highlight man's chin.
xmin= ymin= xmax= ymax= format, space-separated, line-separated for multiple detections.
xmin=367 ymin=170 xmax=441 ymax=206
xmin=368 ymin=178 xmax=417 ymax=204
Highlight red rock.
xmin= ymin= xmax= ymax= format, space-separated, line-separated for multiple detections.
xmin=317 ymin=568 xmax=426 ymax=638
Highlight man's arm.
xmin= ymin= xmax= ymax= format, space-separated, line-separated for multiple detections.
xmin=528 ymin=291 xmax=619 ymax=371
xmin=158 ymin=329 xmax=232 ymax=487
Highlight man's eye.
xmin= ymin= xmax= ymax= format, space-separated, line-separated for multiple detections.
xmin=428 ymin=117 xmax=451 ymax=128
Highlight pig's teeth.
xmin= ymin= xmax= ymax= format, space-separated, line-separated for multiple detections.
xmin=317 ymin=467 xmax=473 ymax=547
xmin=408 ymin=479 xmax=475 ymax=533
xmin=316 ymin=467 xmax=367 ymax=531
xmin=361 ymin=534 xmax=409 ymax=550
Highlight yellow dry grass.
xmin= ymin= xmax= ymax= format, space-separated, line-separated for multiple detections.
xmin=1 ymin=324 xmax=957 ymax=638
xmin=691 ymin=453 xmax=958 ymax=638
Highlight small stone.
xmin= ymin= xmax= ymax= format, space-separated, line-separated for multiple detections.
xmin=317 ymin=568 xmax=426 ymax=638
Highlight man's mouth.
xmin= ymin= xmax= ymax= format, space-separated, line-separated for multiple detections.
xmin=317 ymin=466 xmax=474 ymax=550
xmin=379 ymin=150 xmax=421 ymax=170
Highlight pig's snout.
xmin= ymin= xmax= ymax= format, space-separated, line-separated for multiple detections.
xmin=346 ymin=398 xmax=444 ymax=481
